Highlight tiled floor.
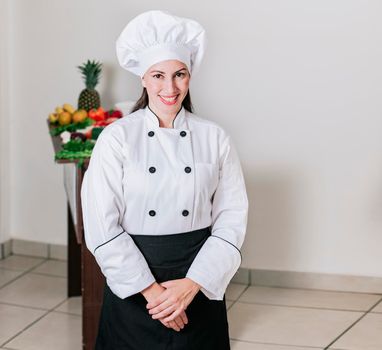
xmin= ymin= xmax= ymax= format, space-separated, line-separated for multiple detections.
xmin=0 ymin=255 xmax=381 ymax=349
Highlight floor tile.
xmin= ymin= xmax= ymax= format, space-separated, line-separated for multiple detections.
xmin=230 ymin=340 xmax=320 ymax=350
xmin=226 ymin=300 xmax=234 ymax=308
xmin=0 ymin=269 xmax=23 ymax=288
xmin=0 ymin=256 xmax=45 ymax=272
xmin=370 ymin=299 xmax=382 ymax=313
xmin=228 ymin=302 xmax=362 ymax=348
xmin=329 ymin=313 xmax=382 ymax=350
xmin=226 ymin=283 xmax=248 ymax=301
xmin=4 ymin=312 xmax=81 ymax=350
xmin=0 ymin=273 xmax=67 ymax=309
xmin=239 ymin=286 xmax=381 ymax=311
xmin=0 ymin=304 xmax=45 ymax=345
xmin=55 ymin=297 xmax=82 ymax=316
xmin=31 ymin=260 xmax=67 ymax=278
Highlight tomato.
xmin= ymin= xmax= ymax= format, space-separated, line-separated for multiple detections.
xmin=97 ymin=107 xmax=105 ymax=121
xmin=85 ymin=129 xmax=92 ymax=139
xmin=88 ymin=109 xmax=98 ymax=120
xmin=112 ymin=110 xmax=123 ymax=119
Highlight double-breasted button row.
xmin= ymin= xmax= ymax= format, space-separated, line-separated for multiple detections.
xmin=149 ymin=210 xmax=189 ymax=217
xmin=148 ymin=166 xmax=191 ymax=173
xmin=147 ymin=130 xmax=187 ymax=137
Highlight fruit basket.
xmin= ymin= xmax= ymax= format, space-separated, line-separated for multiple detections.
xmin=48 ymin=104 xmax=123 ymax=167
xmin=47 ymin=59 xmax=123 ymax=167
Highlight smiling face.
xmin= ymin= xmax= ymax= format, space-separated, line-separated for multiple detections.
xmin=141 ymin=60 xmax=190 ymax=117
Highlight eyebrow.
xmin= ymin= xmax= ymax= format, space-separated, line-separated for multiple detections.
xmin=150 ymin=68 xmax=187 ymax=74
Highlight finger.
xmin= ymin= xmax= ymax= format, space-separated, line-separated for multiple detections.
xmin=152 ymin=304 xmax=176 ymax=319
xmin=173 ymin=316 xmax=184 ymax=330
xmin=149 ymin=299 xmax=173 ymax=315
xmin=168 ymin=320 xmax=180 ymax=332
xmin=163 ymin=308 xmax=182 ymax=323
xmin=180 ymin=311 xmax=188 ymax=325
xmin=160 ymin=320 xmax=170 ymax=328
xmin=146 ymin=291 xmax=169 ymax=309
xmin=160 ymin=280 xmax=177 ymax=288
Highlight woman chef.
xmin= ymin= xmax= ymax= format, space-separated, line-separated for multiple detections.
xmin=81 ymin=10 xmax=249 ymax=350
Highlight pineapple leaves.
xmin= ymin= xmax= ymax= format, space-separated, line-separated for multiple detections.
xmin=77 ymin=59 xmax=102 ymax=110
xmin=77 ymin=59 xmax=102 ymax=90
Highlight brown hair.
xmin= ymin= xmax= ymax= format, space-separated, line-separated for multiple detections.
xmin=130 ymin=88 xmax=194 ymax=114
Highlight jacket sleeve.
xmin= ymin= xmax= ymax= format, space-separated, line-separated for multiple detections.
xmin=186 ymin=132 xmax=249 ymax=300
xmin=81 ymin=127 xmax=156 ymax=299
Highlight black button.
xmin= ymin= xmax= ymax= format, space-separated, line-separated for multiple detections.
xmin=184 ymin=166 xmax=192 ymax=173
xmin=149 ymin=167 xmax=156 ymax=173
xmin=149 ymin=210 xmax=156 ymax=216
xmin=180 ymin=131 xmax=187 ymax=137
xmin=148 ymin=131 xmax=155 ymax=137
xmin=182 ymin=210 xmax=189 ymax=216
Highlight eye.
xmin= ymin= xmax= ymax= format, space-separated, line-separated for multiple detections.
xmin=175 ymin=72 xmax=185 ymax=78
xmin=152 ymin=74 xmax=163 ymax=79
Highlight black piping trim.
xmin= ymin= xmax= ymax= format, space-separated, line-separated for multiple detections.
xmin=148 ymin=105 xmax=183 ymax=128
xmin=172 ymin=106 xmax=183 ymax=128
xmin=94 ymin=230 xmax=126 ymax=254
xmin=210 ymin=235 xmax=242 ymax=262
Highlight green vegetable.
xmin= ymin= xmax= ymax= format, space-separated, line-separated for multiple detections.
xmin=62 ymin=139 xmax=95 ymax=152
xmin=54 ymin=139 xmax=95 ymax=163
xmin=50 ymin=118 xmax=94 ymax=136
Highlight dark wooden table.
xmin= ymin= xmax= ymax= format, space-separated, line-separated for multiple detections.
xmin=49 ymin=124 xmax=104 ymax=350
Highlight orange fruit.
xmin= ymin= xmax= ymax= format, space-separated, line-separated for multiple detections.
xmin=58 ymin=111 xmax=72 ymax=125
xmin=72 ymin=109 xmax=87 ymax=123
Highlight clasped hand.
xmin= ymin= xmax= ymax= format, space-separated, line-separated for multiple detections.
xmin=146 ymin=278 xmax=200 ymax=331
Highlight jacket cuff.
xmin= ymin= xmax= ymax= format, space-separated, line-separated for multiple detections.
xmin=107 ymin=271 xmax=156 ymax=299
xmin=186 ymin=269 xmax=225 ymax=300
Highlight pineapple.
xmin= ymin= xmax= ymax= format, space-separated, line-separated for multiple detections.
xmin=77 ymin=60 xmax=102 ymax=111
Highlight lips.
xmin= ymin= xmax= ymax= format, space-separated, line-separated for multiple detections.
xmin=159 ymin=95 xmax=179 ymax=105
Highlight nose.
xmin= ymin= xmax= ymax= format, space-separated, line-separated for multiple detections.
xmin=163 ymin=77 xmax=178 ymax=94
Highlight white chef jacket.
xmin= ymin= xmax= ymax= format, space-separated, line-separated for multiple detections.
xmin=81 ymin=105 xmax=248 ymax=300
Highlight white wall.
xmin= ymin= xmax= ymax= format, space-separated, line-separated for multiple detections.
xmin=0 ymin=0 xmax=11 ymax=244
xmin=6 ymin=0 xmax=382 ymax=276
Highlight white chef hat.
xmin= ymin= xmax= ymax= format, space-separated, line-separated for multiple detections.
xmin=116 ymin=10 xmax=207 ymax=77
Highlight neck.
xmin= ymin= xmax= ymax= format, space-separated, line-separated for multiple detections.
xmin=148 ymin=104 xmax=182 ymax=128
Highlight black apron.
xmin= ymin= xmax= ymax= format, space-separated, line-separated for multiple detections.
xmin=96 ymin=226 xmax=230 ymax=350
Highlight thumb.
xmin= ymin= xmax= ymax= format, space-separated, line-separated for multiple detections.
xmin=160 ymin=281 xmax=172 ymax=288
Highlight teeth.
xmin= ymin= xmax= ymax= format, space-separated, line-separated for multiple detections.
xmin=161 ymin=96 xmax=177 ymax=101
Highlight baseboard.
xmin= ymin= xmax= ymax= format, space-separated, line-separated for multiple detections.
xmin=0 ymin=239 xmax=67 ymax=261
xmin=0 ymin=240 xmax=11 ymax=259
xmin=232 ymin=267 xmax=382 ymax=294
xmin=2 ymin=239 xmax=382 ymax=294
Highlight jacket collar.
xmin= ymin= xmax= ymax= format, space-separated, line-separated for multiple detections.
xmin=145 ymin=105 xmax=188 ymax=130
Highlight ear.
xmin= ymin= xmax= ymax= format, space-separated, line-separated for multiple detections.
xmin=141 ymin=75 xmax=146 ymax=88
